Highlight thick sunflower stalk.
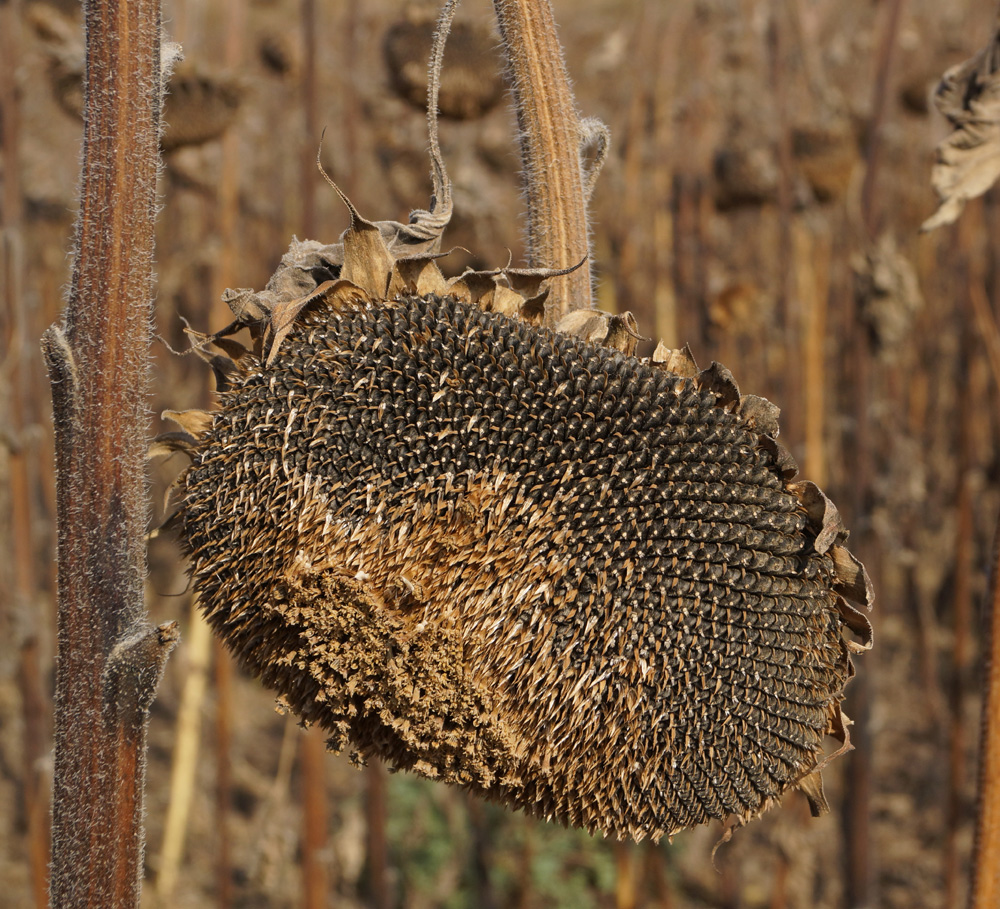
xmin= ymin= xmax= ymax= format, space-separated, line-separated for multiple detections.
xmin=43 ymin=2 xmax=178 ymax=906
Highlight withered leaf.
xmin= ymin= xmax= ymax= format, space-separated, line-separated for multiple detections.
xmin=923 ymin=21 xmax=1000 ymax=231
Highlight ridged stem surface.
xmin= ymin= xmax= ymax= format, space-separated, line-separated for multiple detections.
xmin=493 ymin=0 xmax=593 ymax=323
xmin=42 ymin=2 xmax=177 ymax=906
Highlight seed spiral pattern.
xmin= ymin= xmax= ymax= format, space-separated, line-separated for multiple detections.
xmin=176 ymin=291 xmax=870 ymax=841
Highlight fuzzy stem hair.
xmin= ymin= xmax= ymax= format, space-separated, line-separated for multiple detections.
xmin=492 ymin=0 xmax=595 ymax=324
xmin=42 ymin=2 xmax=178 ymax=905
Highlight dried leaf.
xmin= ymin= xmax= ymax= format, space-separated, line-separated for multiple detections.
xmin=923 ymin=22 xmax=1000 ymax=231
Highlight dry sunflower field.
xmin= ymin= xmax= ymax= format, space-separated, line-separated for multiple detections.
xmin=2 ymin=0 xmax=1000 ymax=907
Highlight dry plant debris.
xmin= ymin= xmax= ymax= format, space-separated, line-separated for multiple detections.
xmin=159 ymin=1 xmax=872 ymax=844
xmin=923 ymin=15 xmax=1000 ymax=231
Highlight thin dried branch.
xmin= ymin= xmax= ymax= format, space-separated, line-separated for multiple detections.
xmin=42 ymin=2 xmax=178 ymax=905
xmin=493 ymin=0 xmax=598 ymax=323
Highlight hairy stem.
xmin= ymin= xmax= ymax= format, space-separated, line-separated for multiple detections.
xmin=43 ymin=1 xmax=177 ymax=906
xmin=493 ymin=0 xmax=594 ymax=324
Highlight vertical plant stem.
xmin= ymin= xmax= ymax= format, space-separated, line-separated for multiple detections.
xmin=492 ymin=0 xmax=593 ymax=322
xmin=155 ymin=605 xmax=212 ymax=903
xmin=617 ymin=38 xmax=649 ymax=317
xmin=643 ymin=840 xmax=673 ymax=909
xmin=842 ymin=271 xmax=877 ymax=909
xmin=213 ymin=638 xmax=234 ymax=908
xmin=769 ymin=11 xmax=801 ymax=446
xmin=651 ymin=9 xmax=681 ymax=350
xmin=367 ymin=758 xmax=390 ymax=909
xmin=2 ymin=3 xmax=50 ymax=904
xmin=950 ymin=214 xmax=984 ymax=908
xmin=41 ymin=2 xmax=178 ymax=906
xmin=301 ymin=0 xmax=319 ymax=234
xmin=672 ymin=175 xmax=699 ymax=345
xmin=795 ymin=221 xmax=831 ymax=485
xmin=301 ymin=731 xmax=328 ymax=909
xmin=860 ymin=0 xmax=908 ymax=239
xmin=614 ymin=841 xmax=638 ymax=909
xmin=948 ymin=417 xmax=975 ymax=908
xmin=209 ymin=6 xmax=247 ymax=900
xmin=299 ymin=6 xmax=329 ymax=904
xmin=969 ymin=509 xmax=1000 ymax=908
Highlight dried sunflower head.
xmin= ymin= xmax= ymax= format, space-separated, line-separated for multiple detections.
xmin=161 ymin=201 xmax=871 ymax=843
xmin=157 ymin=2 xmax=872 ymax=845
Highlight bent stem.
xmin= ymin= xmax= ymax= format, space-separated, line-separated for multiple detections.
xmin=43 ymin=1 xmax=177 ymax=906
xmin=493 ymin=0 xmax=595 ymax=323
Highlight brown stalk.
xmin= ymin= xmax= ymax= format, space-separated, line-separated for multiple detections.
xmin=212 ymin=3 xmax=247 ymax=899
xmin=2 ymin=2 xmax=50 ymax=904
xmin=769 ymin=10 xmax=801 ymax=446
xmin=975 ymin=195 xmax=1000 ymax=909
xmin=492 ymin=0 xmax=594 ymax=323
xmin=672 ymin=175 xmax=702 ymax=346
xmin=301 ymin=730 xmax=329 ymax=909
xmin=213 ymin=638 xmax=234 ymax=908
xmin=155 ymin=606 xmax=212 ymax=903
xmin=40 ymin=2 xmax=178 ymax=906
xmin=842 ymin=268 xmax=877 ymax=908
xmin=960 ymin=206 xmax=1000 ymax=909
xmin=616 ymin=65 xmax=647 ymax=314
xmin=651 ymin=7 xmax=682 ymax=350
xmin=860 ymin=0 xmax=908 ymax=238
xmin=298 ymin=6 xmax=329 ymax=905
xmin=465 ymin=795 xmax=497 ymax=909
xmin=367 ymin=758 xmax=390 ymax=909
xmin=947 ymin=213 xmax=985 ymax=908
xmin=970 ymin=510 xmax=1000 ymax=908
xmin=948 ymin=400 xmax=975 ymax=908
xmin=614 ymin=841 xmax=638 ymax=909
xmin=794 ymin=221 xmax=831 ymax=485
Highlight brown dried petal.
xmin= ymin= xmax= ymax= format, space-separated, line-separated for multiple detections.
xmin=698 ymin=361 xmax=741 ymax=411
xmin=650 ymin=342 xmax=699 ymax=377
xmin=830 ymin=544 xmax=875 ymax=611
xmin=738 ymin=394 xmax=780 ymax=437
xmin=555 ymin=309 xmax=611 ymax=343
xmin=789 ymin=481 xmax=847 ymax=555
